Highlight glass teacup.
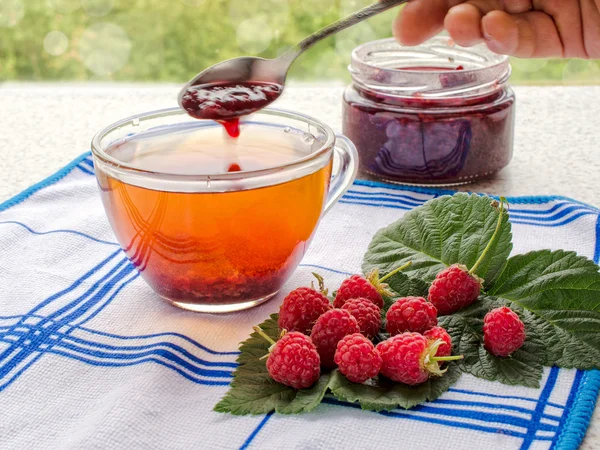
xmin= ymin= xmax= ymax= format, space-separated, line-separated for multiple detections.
xmin=91 ymin=108 xmax=358 ymax=313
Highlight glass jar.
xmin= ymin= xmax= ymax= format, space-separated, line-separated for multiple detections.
xmin=343 ymin=36 xmax=515 ymax=185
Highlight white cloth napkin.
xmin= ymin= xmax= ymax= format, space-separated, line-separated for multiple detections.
xmin=0 ymin=152 xmax=599 ymax=450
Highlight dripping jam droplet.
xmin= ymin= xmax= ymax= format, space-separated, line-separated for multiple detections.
xmin=218 ymin=118 xmax=240 ymax=138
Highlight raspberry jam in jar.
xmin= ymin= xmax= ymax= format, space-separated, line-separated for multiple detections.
xmin=343 ymin=37 xmax=515 ymax=185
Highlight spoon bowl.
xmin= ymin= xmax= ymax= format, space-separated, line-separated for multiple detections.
xmin=176 ymin=57 xmax=286 ymax=108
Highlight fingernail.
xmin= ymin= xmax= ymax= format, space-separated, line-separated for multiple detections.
xmin=481 ymin=23 xmax=505 ymax=54
xmin=482 ymin=23 xmax=494 ymax=43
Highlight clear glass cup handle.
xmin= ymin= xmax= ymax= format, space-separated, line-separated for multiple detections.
xmin=324 ymin=135 xmax=359 ymax=214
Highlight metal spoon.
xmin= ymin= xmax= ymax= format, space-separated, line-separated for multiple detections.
xmin=177 ymin=0 xmax=407 ymax=116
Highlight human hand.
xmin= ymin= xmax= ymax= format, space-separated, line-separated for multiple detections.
xmin=392 ymin=0 xmax=600 ymax=58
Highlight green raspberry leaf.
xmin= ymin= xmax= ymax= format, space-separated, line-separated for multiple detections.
xmin=363 ymin=193 xmax=512 ymax=288
xmin=278 ymin=373 xmax=332 ymax=414
xmin=214 ymin=314 xmax=332 ymax=415
xmin=328 ymin=364 xmax=462 ymax=411
xmin=236 ymin=313 xmax=280 ymax=365
xmin=439 ymin=297 xmax=545 ymax=388
xmin=382 ymin=272 xmax=430 ymax=311
xmin=488 ymin=250 xmax=600 ymax=369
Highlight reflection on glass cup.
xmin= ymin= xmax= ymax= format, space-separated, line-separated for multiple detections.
xmin=91 ymin=108 xmax=358 ymax=313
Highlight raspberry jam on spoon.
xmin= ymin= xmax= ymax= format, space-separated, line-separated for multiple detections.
xmin=180 ymin=82 xmax=283 ymax=138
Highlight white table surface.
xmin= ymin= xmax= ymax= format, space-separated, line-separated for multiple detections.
xmin=1 ymin=83 xmax=599 ymax=449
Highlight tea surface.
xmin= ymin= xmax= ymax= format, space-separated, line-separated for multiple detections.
xmin=109 ymin=124 xmax=314 ymax=174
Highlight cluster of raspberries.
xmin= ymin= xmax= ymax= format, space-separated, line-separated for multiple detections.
xmin=265 ymin=265 xmax=526 ymax=390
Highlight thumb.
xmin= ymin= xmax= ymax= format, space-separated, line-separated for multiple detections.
xmin=481 ymin=10 xmax=564 ymax=58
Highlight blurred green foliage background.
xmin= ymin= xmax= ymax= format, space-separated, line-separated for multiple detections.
xmin=1 ymin=0 xmax=599 ymax=84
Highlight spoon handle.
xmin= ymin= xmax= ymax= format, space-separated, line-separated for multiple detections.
xmin=285 ymin=0 xmax=407 ymax=62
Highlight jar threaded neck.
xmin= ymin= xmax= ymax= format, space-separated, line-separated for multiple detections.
xmin=350 ymin=37 xmax=511 ymax=100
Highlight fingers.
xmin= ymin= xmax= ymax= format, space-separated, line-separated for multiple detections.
xmin=481 ymin=10 xmax=564 ymax=57
xmin=533 ymin=0 xmax=587 ymax=57
xmin=499 ymin=0 xmax=532 ymax=14
xmin=392 ymin=0 xmax=590 ymax=58
xmin=394 ymin=0 xmax=533 ymax=47
xmin=580 ymin=0 xmax=600 ymax=58
xmin=393 ymin=0 xmax=456 ymax=46
xmin=444 ymin=4 xmax=484 ymax=46
xmin=443 ymin=1 xmax=533 ymax=47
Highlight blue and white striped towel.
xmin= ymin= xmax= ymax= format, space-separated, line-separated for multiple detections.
xmin=1 ymin=152 xmax=599 ymax=450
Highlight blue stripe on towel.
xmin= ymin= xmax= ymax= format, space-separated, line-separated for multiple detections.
xmin=76 ymin=165 xmax=95 ymax=175
xmin=344 ymin=188 xmax=597 ymax=216
xmin=0 ymin=220 xmax=120 ymax=246
xmin=239 ymin=412 xmax=274 ymax=450
xmin=322 ymin=398 xmax=553 ymax=440
xmin=59 ymin=265 xmax=137 ymax=329
xmin=339 ymin=198 xmax=594 ymax=227
xmin=298 ymin=264 xmax=353 ymax=276
xmin=28 ymin=249 xmax=123 ymax=315
xmin=552 ymin=370 xmax=584 ymax=448
xmin=594 ymin=215 xmax=600 ymax=264
xmin=433 ymin=399 xmax=561 ymax=422
xmin=76 ymin=326 xmax=240 ymax=356
xmin=0 ymin=314 xmax=240 ymax=357
xmin=0 ymin=153 xmax=91 ymax=213
xmin=523 ymin=367 xmax=560 ymax=449
xmin=50 ymin=339 xmax=233 ymax=379
xmin=352 ymin=179 xmax=599 ymax=210
xmin=80 ymin=157 xmax=95 ymax=169
xmin=46 ymin=349 xmax=232 ymax=386
xmin=412 ymin=404 xmax=556 ymax=433
xmin=60 ymin=334 xmax=237 ymax=368
xmin=45 ymin=256 xmax=132 ymax=321
xmin=340 ymin=191 xmax=596 ymax=226
xmin=555 ymin=370 xmax=600 ymax=449
xmin=0 ymin=321 xmax=239 ymax=365
xmin=447 ymin=388 xmax=565 ymax=410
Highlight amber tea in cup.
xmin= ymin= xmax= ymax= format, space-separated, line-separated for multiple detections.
xmin=92 ymin=109 xmax=357 ymax=313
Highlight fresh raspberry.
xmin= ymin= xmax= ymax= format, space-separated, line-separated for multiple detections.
xmin=266 ymin=331 xmax=321 ymax=389
xmin=278 ymin=287 xmax=332 ymax=334
xmin=428 ymin=264 xmax=482 ymax=315
xmin=483 ymin=306 xmax=526 ymax=357
xmin=341 ymin=298 xmax=382 ymax=339
xmin=334 ymin=275 xmax=384 ymax=309
xmin=311 ymin=309 xmax=360 ymax=368
xmin=376 ymin=332 xmax=460 ymax=385
xmin=424 ymin=326 xmax=453 ymax=357
xmin=386 ymin=297 xmax=438 ymax=335
xmin=334 ymin=264 xmax=414 ymax=309
xmin=334 ymin=333 xmax=382 ymax=383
